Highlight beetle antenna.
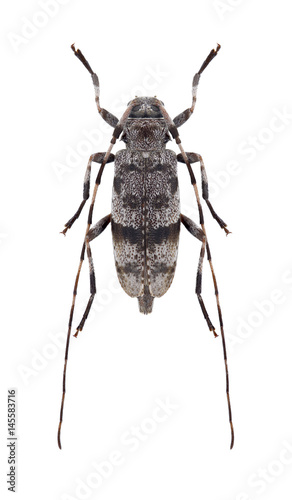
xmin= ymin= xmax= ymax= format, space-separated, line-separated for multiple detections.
xmin=157 ymin=97 xmax=234 ymax=449
xmin=58 ymin=96 xmax=136 ymax=449
xmin=176 ymin=141 xmax=234 ymax=449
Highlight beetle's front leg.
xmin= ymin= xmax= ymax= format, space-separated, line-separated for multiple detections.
xmin=71 ymin=44 xmax=119 ymax=128
xmin=173 ymin=44 xmax=221 ymax=128
xmin=61 ymin=153 xmax=114 ymax=235
xmin=177 ymin=152 xmax=230 ymax=235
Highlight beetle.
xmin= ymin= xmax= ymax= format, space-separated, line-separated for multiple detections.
xmin=57 ymin=43 xmax=234 ymax=450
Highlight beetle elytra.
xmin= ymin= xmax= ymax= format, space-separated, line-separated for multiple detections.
xmin=57 ymin=43 xmax=234 ymax=450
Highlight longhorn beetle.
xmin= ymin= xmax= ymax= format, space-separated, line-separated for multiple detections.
xmin=57 ymin=43 xmax=234 ymax=450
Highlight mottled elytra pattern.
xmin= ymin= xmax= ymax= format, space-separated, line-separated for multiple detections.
xmin=112 ymin=142 xmax=180 ymax=313
xmin=58 ymin=43 xmax=234 ymax=451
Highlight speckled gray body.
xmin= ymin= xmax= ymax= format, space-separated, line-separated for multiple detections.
xmin=111 ymin=109 xmax=180 ymax=313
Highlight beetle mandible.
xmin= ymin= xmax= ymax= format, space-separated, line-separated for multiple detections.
xmin=57 ymin=43 xmax=234 ymax=450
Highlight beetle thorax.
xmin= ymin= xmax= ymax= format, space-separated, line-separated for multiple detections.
xmin=122 ymin=119 xmax=170 ymax=151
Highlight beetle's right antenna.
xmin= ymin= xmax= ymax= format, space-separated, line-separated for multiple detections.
xmin=156 ymin=88 xmax=234 ymax=450
xmin=176 ymin=140 xmax=234 ymax=450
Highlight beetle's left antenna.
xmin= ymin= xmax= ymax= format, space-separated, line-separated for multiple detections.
xmin=58 ymin=47 xmax=136 ymax=448
xmin=57 ymin=240 xmax=85 ymax=449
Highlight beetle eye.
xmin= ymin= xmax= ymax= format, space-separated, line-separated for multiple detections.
xmin=121 ymin=133 xmax=128 ymax=143
xmin=131 ymin=105 xmax=141 ymax=113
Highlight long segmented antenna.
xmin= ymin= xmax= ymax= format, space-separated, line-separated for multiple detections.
xmin=57 ymin=141 xmax=115 ymax=449
xmin=58 ymin=46 xmax=137 ymax=449
xmin=156 ymin=44 xmax=234 ymax=448
xmin=179 ymin=144 xmax=234 ymax=449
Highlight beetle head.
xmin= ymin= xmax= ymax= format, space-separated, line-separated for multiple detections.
xmin=127 ymin=97 xmax=165 ymax=119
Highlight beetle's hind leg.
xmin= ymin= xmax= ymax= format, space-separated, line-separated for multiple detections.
xmin=74 ymin=214 xmax=111 ymax=338
xmin=178 ymin=153 xmax=230 ymax=235
xmin=181 ymin=214 xmax=217 ymax=337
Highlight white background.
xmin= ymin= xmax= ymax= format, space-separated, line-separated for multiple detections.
xmin=1 ymin=1 xmax=292 ymax=499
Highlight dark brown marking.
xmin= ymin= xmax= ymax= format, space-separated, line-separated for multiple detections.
xmin=170 ymin=176 xmax=178 ymax=195
xmin=113 ymin=175 xmax=122 ymax=194
xmin=148 ymin=220 xmax=180 ymax=246
xmin=151 ymin=263 xmax=176 ymax=276
xmin=111 ymin=221 xmax=142 ymax=246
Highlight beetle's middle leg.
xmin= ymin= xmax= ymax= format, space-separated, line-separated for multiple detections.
xmin=177 ymin=152 xmax=230 ymax=235
xmin=181 ymin=214 xmax=218 ymax=338
xmin=61 ymin=153 xmax=114 ymax=235
xmin=74 ymin=214 xmax=111 ymax=338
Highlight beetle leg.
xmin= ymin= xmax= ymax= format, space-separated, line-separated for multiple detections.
xmin=58 ymin=89 xmax=139 ymax=449
xmin=162 ymin=120 xmax=234 ymax=448
xmin=71 ymin=44 xmax=119 ymax=127
xmin=61 ymin=153 xmax=115 ymax=235
xmin=173 ymin=44 xmax=221 ymax=128
xmin=181 ymin=214 xmax=218 ymax=337
xmin=58 ymin=141 xmax=115 ymax=449
xmin=73 ymin=214 xmax=111 ymax=338
xmin=177 ymin=152 xmax=230 ymax=235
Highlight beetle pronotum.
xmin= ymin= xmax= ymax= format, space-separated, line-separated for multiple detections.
xmin=57 ymin=43 xmax=234 ymax=450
